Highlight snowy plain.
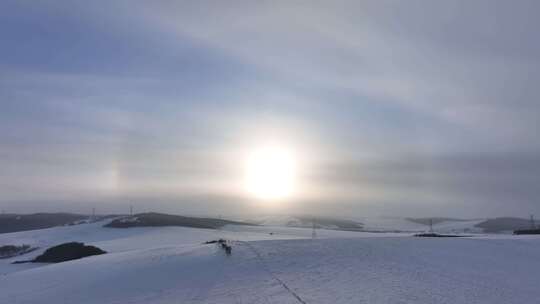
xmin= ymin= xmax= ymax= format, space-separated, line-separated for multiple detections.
xmin=1 ymin=219 xmax=540 ymax=304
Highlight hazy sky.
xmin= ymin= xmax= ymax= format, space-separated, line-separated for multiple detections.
xmin=1 ymin=1 xmax=540 ymax=217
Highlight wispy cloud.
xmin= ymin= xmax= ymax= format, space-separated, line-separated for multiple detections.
xmin=1 ymin=1 xmax=540 ymax=216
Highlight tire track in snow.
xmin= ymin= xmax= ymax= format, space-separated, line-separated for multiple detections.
xmin=240 ymin=241 xmax=308 ymax=304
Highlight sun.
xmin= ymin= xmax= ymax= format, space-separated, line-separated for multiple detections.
xmin=244 ymin=145 xmax=297 ymax=201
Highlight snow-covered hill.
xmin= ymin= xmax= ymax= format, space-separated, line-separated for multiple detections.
xmin=361 ymin=216 xmax=485 ymax=233
xmin=1 ymin=219 xmax=540 ymax=303
xmin=252 ymin=215 xmax=485 ymax=233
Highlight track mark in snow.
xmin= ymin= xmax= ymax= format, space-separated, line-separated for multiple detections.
xmin=183 ymin=246 xmax=228 ymax=303
xmin=241 ymin=241 xmax=308 ymax=304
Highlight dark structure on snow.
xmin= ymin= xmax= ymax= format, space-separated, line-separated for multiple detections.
xmin=33 ymin=242 xmax=106 ymax=263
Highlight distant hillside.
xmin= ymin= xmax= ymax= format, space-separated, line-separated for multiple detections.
xmin=406 ymin=217 xmax=473 ymax=226
xmin=295 ymin=216 xmax=364 ymax=231
xmin=0 ymin=213 xmax=87 ymax=234
xmin=254 ymin=215 xmax=364 ymax=231
xmin=104 ymin=213 xmax=255 ymax=229
xmin=475 ymin=217 xmax=532 ymax=233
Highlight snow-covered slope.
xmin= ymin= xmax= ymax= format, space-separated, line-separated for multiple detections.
xmin=0 ymin=220 xmax=301 ymax=275
xmin=1 ymin=220 xmax=540 ymax=303
xmin=253 ymin=215 xmax=485 ymax=233
xmin=360 ymin=217 xmax=485 ymax=233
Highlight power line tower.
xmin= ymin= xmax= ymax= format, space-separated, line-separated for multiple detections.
xmin=217 ymin=214 xmax=223 ymax=232
xmin=530 ymin=214 xmax=536 ymax=229
xmin=429 ymin=218 xmax=434 ymax=233
xmin=130 ymin=205 xmax=133 ymax=216
xmin=311 ymin=218 xmax=317 ymax=239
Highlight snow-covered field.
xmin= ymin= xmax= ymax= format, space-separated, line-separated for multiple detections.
xmin=1 ymin=220 xmax=540 ymax=303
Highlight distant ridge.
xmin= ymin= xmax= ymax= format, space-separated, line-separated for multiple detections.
xmin=294 ymin=216 xmax=364 ymax=231
xmin=514 ymin=228 xmax=540 ymax=235
xmin=104 ymin=212 xmax=255 ymax=229
xmin=253 ymin=215 xmax=364 ymax=231
xmin=475 ymin=217 xmax=532 ymax=233
xmin=406 ymin=217 xmax=476 ymax=225
xmin=0 ymin=213 xmax=87 ymax=234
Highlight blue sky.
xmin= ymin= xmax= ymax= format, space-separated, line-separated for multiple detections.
xmin=1 ymin=1 xmax=540 ymax=217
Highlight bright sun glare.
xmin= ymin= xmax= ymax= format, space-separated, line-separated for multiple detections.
xmin=244 ymin=145 xmax=297 ymax=201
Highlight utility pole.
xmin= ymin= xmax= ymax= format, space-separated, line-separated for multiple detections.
xmin=530 ymin=214 xmax=536 ymax=229
xmin=130 ymin=205 xmax=133 ymax=216
xmin=429 ymin=218 xmax=434 ymax=233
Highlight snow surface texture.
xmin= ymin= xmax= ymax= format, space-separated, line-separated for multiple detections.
xmin=1 ymin=220 xmax=540 ymax=303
